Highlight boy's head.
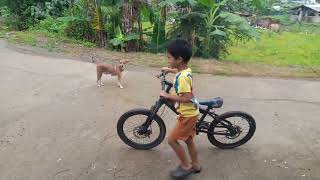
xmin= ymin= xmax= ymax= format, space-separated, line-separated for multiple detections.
xmin=167 ymin=39 xmax=192 ymax=68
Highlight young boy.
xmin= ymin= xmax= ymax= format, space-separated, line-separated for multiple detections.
xmin=160 ymin=39 xmax=201 ymax=178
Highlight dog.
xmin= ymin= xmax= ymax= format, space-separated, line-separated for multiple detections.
xmin=96 ymin=60 xmax=129 ymax=88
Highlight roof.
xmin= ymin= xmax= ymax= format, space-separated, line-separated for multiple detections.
xmin=305 ymin=4 xmax=320 ymax=12
xmin=292 ymin=4 xmax=320 ymax=12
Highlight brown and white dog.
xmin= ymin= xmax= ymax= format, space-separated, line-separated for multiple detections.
xmin=96 ymin=60 xmax=129 ymax=88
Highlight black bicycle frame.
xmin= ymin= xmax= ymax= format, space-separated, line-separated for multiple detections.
xmin=141 ymin=74 xmax=237 ymax=136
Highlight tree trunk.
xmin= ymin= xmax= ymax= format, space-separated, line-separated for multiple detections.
xmin=137 ymin=13 xmax=145 ymax=50
xmin=121 ymin=0 xmax=139 ymax=52
xmin=94 ymin=0 xmax=106 ymax=47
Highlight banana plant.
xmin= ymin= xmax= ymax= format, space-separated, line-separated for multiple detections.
xmin=196 ymin=0 xmax=229 ymax=57
xmin=92 ymin=0 xmax=106 ymax=47
xmin=109 ymin=25 xmax=139 ymax=51
xmin=172 ymin=0 xmax=259 ymax=58
xmin=69 ymin=0 xmax=106 ymax=46
xmin=150 ymin=0 xmax=195 ymax=53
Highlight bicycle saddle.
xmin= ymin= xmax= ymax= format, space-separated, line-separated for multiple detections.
xmin=199 ymin=97 xmax=223 ymax=109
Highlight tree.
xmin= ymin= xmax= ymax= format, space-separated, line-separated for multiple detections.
xmin=0 ymin=0 xmax=6 ymax=7
xmin=120 ymin=0 xmax=150 ymax=51
xmin=168 ymin=0 xmax=259 ymax=58
xmin=92 ymin=0 xmax=106 ymax=47
xmin=66 ymin=0 xmax=106 ymax=46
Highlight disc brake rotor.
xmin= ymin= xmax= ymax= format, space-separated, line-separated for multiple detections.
xmin=226 ymin=126 xmax=242 ymax=139
xmin=133 ymin=126 xmax=152 ymax=138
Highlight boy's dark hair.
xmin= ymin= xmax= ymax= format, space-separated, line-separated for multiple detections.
xmin=167 ymin=39 xmax=192 ymax=63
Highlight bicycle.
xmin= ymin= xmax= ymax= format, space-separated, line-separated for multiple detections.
xmin=117 ymin=72 xmax=256 ymax=150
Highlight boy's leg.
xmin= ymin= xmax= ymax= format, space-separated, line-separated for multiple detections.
xmin=168 ymin=137 xmax=192 ymax=170
xmin=185 ymin=136 xmax=201 ymax=170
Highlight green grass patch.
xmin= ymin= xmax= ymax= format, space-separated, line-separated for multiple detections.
xmin=9 ymin=31 xmax=38 ymax=46
xmin=226 ymin=31 xmax=320 ymax=67
xmin=0 ymin=19 xmax=8 ymax=38
xmin=189 ymin=64 xmax=201 ymax=73
xmin=8 ymin=28 xmax=94 ymax=51
xmin=284 ymin=22 xmax=320 ymax=35
xmin=6 ymin=16 xmax=95 ymax=49
xmin=0 ymin=31 xmax=5 ymax=38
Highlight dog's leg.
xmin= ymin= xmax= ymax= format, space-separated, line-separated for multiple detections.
xmin=97 ymin=70 xmax=104 ymax=87
xmin=117 ymin=74 xmax=123 ymax=89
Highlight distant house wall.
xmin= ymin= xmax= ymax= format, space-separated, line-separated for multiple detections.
xmin=310 ymin=12 xmax=320 ymax=22
xmin=291 ymin=7 xmax=320 ymax=23
xmin=290 ymin=14 xmax=300 ymax=21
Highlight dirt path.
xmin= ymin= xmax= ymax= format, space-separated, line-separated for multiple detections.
xmin=1 ymin=39 xmax=320 ymax=180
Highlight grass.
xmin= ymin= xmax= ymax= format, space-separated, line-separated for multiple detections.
xmin=2 ymin=21 xmax=320 ymax=78
xmin=0 ymin=31 xmax=5 ymax=38
xmin=9 ymin=31 xmax=38 ymax=46
xmin=8 ymin=29 xmax=94 ymax=52
xmin=226 ymin=31 xmax=320 ymax=68
xmin=0 ymin=20 xmax=8 ymax=38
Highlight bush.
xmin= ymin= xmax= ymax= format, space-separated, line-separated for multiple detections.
xmin=64 ymin=17 xmax=95 ymax=42
xmin=2 ymin=0 xmax=70 ymax=30
xmin=31 ymin=15 xmax=96 ymax=43
xmin=0 ymin=6 xmax=21 ymax=30
xmin=31 ymin=16 xmax=69 ymax=34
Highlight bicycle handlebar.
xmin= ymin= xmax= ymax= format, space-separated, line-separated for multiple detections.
xmin=156 ymin=71 xmax=173 ymax=92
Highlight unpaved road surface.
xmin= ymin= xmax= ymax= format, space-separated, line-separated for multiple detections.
xmin=1 ymin=40 xmax=320 ymax=180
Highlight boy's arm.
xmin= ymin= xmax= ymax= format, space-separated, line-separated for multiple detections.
xmin=161 ymin=67 xmax=178 ymax=74
xmin=160 ymin=74 xmax=193 ymax=102
xmin=160 ymin=92 xmax=192 ymax=103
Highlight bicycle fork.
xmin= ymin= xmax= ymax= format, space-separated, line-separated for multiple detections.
xmin=139 ymin=99 xmax=164 ymax=134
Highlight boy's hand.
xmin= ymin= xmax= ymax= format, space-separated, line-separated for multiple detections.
xmin=161 ymin=67 xmax=170 ymax=73
xmin=160 ymin=91 xmax=169 ymax=98
xmin=161 ymin=67 xmax=178 ymax=74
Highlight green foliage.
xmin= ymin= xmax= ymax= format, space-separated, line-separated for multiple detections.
xmin=223 ymin=0 xmax=265 ymax=14
xmin=149 ymin=11 xmax=166 ymax=53
xmin=2 ymin=0 xmax=71 ymax=30
xmin=169 ymin=0 xmax=259 ymax=58
xmin=0 ymin=0 xmax=262 ymax=59
xmin=109 ymin=25 xmax=139 ymax=51
xmin=0 ymin=0 xmax=6 ymax=7
xmin=0 ymin=6 xmax=21 ymax=30
xmin=64 ymin=17 xmax=95 ymax=41
xmin=31 ymin=16 xmax=69 ymax=34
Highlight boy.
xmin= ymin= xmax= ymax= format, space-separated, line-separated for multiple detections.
xmin=160 ymin=39 xmax=201 ymax=179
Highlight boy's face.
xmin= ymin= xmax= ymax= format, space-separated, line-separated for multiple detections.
xmin=167 ymin=52 xmax=183 ymax=68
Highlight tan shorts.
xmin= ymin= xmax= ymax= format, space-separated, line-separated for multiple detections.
xmin=169 ymin=115 xmax=199 ymax=141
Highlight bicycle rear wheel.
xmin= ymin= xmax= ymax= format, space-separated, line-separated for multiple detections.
xmin=207 ymin=111 xmax=256 ymax=149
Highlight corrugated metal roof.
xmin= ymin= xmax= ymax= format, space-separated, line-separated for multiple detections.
xmin=304 ymin=4 xmax=320 ymax=12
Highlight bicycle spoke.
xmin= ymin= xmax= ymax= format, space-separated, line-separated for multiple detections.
xmin=213 ymin=116 xmax=251 ymax=144
xmin=122 ymin=114 xmax=161 ymax=145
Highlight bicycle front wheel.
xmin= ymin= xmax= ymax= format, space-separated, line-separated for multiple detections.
xmin=117 ymin=108 xmax=166 ymax=150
